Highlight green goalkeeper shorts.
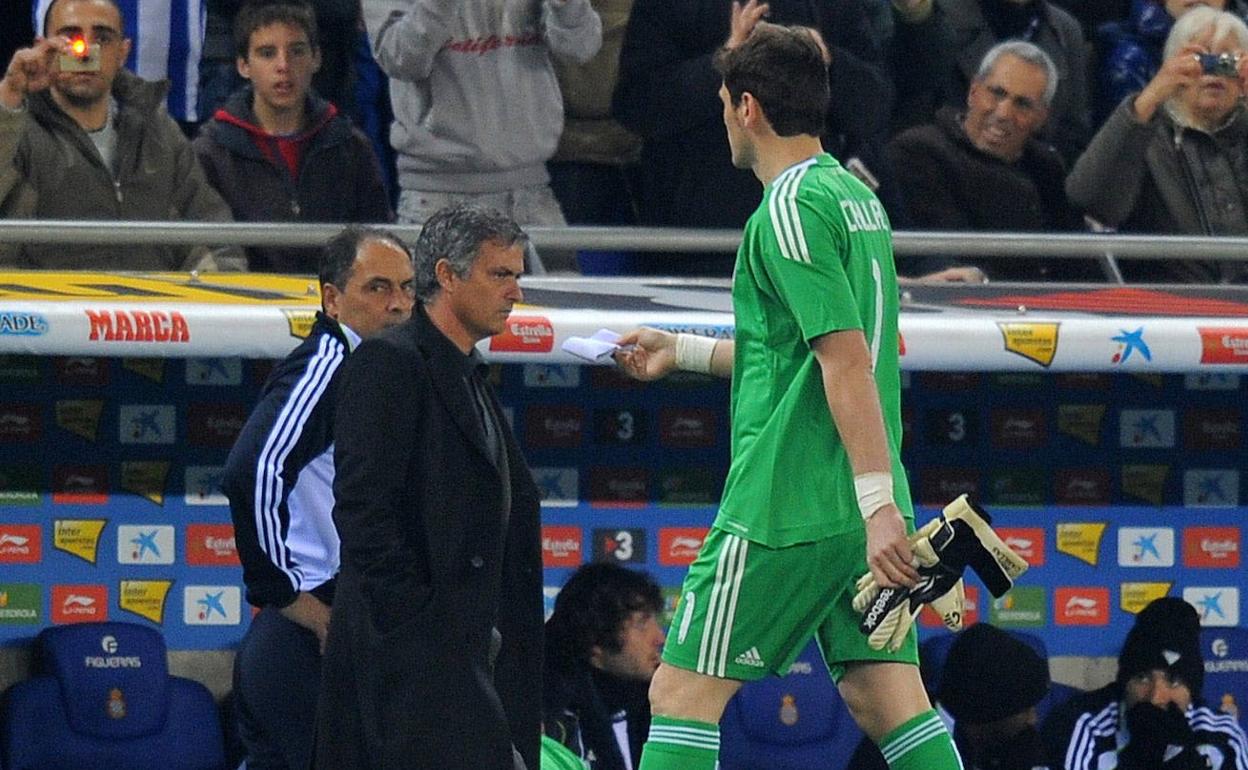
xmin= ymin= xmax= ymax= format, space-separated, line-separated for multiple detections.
xmin=662 ymin=525 xmax=918 ymax=682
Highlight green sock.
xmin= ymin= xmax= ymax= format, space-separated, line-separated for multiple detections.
xmin=878 ymin=710 xmax=963 ymax=770
xmin=637 ymin=715 xmax=720 ymax=770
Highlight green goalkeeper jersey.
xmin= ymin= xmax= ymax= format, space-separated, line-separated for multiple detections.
xmin=716 ymin=153 xmax=912 ymax=547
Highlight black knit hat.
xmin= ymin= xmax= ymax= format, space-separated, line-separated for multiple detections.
xmin=1116 ymin=597 xmax=1204 ymax=699
xmin=936 ymin=624 xmax=1050 ymax=725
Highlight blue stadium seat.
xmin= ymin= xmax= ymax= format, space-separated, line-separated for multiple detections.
xmin=0 ymin=622 xmax=226 ymax=770
xmin=719 ymin=640 xmax=864 ymax=770
xmin=1201 ymin=627 xmax=1248 ymax=730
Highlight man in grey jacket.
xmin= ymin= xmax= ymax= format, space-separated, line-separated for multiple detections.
xmin=0 ymin=0 xmax=241 ymax=270
xmin=364 ymin=0 xmax=601 ymax=234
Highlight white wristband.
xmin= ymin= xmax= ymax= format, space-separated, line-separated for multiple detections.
xmin=854 ymin=472 xmax=894 ymax=521
xmin=675 ymin=333 xmax=717 ymax=374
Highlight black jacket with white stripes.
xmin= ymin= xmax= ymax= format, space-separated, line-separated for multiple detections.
xmin=223 ymin=312 xmax=351 ymax=609
xmin=1042 ymin=682 xmax=1248 ymax=770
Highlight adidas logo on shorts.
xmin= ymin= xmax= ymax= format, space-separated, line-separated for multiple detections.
xmin=734 ymin=647 xmax=765 ymax=668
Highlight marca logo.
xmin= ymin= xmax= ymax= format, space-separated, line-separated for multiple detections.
xmin=184 ymin=466 xmax=228 ymax=507
xmin=592 ymin=528 xmax=647 ymax=564
xmin=1057 ymin=404 xmax=1106 ymax=447
xmin=924 ymin=409 xmax=978 ymax=446
xmin=0 ymin=404 xmax=40 ymax=442
xmin=659 ymin=408 xmax=717 ymax=448
xmin=52 ymin=465 xmax=108 ymax=505
xmin=119 ymin=580 xmax=172 ymax=624
xmin=122 ymin=358 xmax=165 ymax=383
xmin=921 ymin=585 xmax=979 ymax=628
xmin=490 ymin=316 xmax=554 ymax=353
xmin=541 ymin=526 xmax=583 ymax=567
xmin=1056 ymin=522 xmax=1107 ymax=566
xmin=282 ymin=309 xmax=316 ymax=340
xmin=184 ymin=586 xmax=242 ymax=625
xmin=659 ymin=528 xmax=709 ymax=566
xmin=524 ymin=405 xmax=584 ymax=448
xmin=1121 ymin=464 xmax=1170 ymax=506
xmin=1119 ymin=409 xmax=1175 ymax=448
xmin=116 ymin=525 xmax=175 ymax=565
xmin=918 ymin=468 xmax=979 ymax=505
xmin=0 ymin=584 xmax=41 ymax=625
xmin=118 ymin=405 xmax=176 ymax=445
xmin=522 ymin=363 xmax=580 ymax=388
xmin=120 ymin=462 xmax=170 ymax=506
xmin=589 ymin=467 xmax=648 ymax=507
xmin=185 ymin=358 xmax=242 ymax=386
xmin=998 ymin=322 xmax=1060 ymax=367
xmin=1184 ymin=469 xmax=1240 ymax=508
xmin=0 ymin=525 xmax=40 ymax=563
xmin=998 ymin=528 xmax=1045 ymax=566
xmin=1183 ymin=409 xmax=1241 ymax=451
xmin=1055 ymin=587 xmax=1109 ymax=626
xmin=988 ymin=469 xmax=1045 ymax=506
xmin=1185 ymin=373 xmax=1240 ymax=391
xmin=1118 ymin=527 xmax=1175 ymax=567
xmin=186 ymin=403 xmax=246 ymax=448
xmin=55 ymin=400 xmax=104 ymax=442
xmin=989 ymin=586 xmax=1045 ymax=628
xmin=658 ymin=468 xmax=719 ymax=506
xmin=530 ymin=467 xmax=578 ymax=507
xmin=51 ymin=585 xmax=107 ymax=624
xmin=1198 ymin=328 xmax=1248 ymax=364
xmin=0 ymin=311 xmax=48 ymax=336
xmin=1121 ymin=582 xmax=1173 ymax=615
xmin=85 ymin=309 xmax=189 ymax=343
xmin=1183 ymin=587 xmax=1241 ymax=627
xmin=53 ymin=519 xmax=107 ymax=564
xmin=990 ymin=409 xmax=1047 ymax=450
xmin=186 ymin=524 xmax=239 ymax=566
xmin=1184 ymin=527 xmax=1240 ymax=568
xmin=55 ymin=357 xmax=108 ymax=386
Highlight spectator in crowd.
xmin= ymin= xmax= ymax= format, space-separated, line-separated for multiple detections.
xmin=548 ymin=0 xmax=642 ymax=229
xmin=938 ymin=0 xmax=1091 ymax=164
xmin=194 ymin=0 xmax=391 ymax=274
xmin=612 ymin=0 xmax=893 ymax=275
xmin=886 ymin=41 xmax=1099 ymax=282
xmin=847 ymin=624 xmax=1055 ymax=770
xmin=0 ymin=0 xmax=241 ymax=270
xmin=222 ymin=226 xmax=414 ymax=770
xmin=315 ymin=204 xmax=544 ymax=770
xmin=1067 ymin=5 xmax=1248 ymax=282
xmin=362 ymin=0 xmax=601 ymax=233
xmin=883 ymin=0 xmax=962 ymax=136
xmin=1042 ymin=597 xmax=1248 ymax=770
xmin=1096 ymin=0 xmax=1246 ymax=125
xmin=544 ymin=563 xmax=665 ymax=770
xmin=1051 ymin=0 xmax=1132 ymax=37
xmin=35 ymin=0 xmax=208 ymax=130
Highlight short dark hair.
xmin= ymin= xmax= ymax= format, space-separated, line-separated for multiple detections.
xmin=42 ymin=0 xmax=125 ymax=36
xmin=412 ymin=204 xmax=528 ymax=302
xmin=233 ymin=0 xmax=318 ymax=59
xmin=713 ymin=22 xmax=828 ymax=138
xmin=319 ymin=225 xmax=409 ymax=291
xmin=546 ymin=564 xmax=663 ymax=667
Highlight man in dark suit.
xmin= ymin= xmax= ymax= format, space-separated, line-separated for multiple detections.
xmin=314 ymin=203 xmax=544 ymax=770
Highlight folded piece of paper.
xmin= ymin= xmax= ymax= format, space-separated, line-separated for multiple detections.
xmin=560 ymin=329 xmax=622 ymax=363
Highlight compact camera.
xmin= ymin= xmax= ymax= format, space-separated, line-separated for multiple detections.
xmin=58 ymin=38 xmax=101 ymax=73
xmin=1198 ymin=52 xmax=1241 ymax=78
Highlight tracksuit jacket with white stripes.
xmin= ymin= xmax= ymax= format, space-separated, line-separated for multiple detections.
xmin=223 ymin=312 xmax=351 ymax=610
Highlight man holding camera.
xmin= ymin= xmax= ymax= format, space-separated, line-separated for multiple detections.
xmin=0 ymin=0 xmax=240 ymax=270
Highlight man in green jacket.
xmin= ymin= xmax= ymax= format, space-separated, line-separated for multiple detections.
xmin=0 ymin=0 xmax=242 ymax=270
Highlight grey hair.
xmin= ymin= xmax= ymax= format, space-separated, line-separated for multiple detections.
xmin=1165 ymin=6 xmax=1248 ymax=62
xmin=975 ymin=41 xmax=1059 ymax=108
xmin=413 ymin=204 xmax=528 ymax=301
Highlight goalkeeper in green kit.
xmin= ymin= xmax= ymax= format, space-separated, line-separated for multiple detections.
xmin=613 ymin=5 xmax=1028 ymax=770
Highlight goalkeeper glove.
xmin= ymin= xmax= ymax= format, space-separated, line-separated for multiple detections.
xmin=852 ymin=495 xmax=1029 ymax=651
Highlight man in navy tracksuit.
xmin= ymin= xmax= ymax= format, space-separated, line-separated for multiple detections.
xmin=222 ymin=225 xmax=414 ymax=769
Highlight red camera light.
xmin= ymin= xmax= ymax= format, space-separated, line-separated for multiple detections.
xmin=70 ymin=38 xmax=87 ymax=56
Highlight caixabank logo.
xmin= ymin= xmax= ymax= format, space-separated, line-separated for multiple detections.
xmin=118 ymin=405 xmax=176 ymax=445
xmin=1119 ymin=409 xmax=1175 ymax=449
xmin=1184 ymin=469 xmax=1240 ymax=508
xmin=184 ymin=466 xmax=229 ymax=507
xmin=51 ymin=585 xmax=108 ymax=624
xmin=530 ymin=467 xmax=578 ymax=507
xmin=1183 ymin=587 xmax=1240 ymax=627
xmin=183 ymin=586 xmax=242 ymax=626
xmin=0 ymin=524 xmax=41 ymax=564
xmin=185 ymin=358 xmax=243 ymax=386
xmin=116 ymin=525 xmax=175 ymax=566
xmin=1117 ymin=527 xmax=1175 ymax=567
